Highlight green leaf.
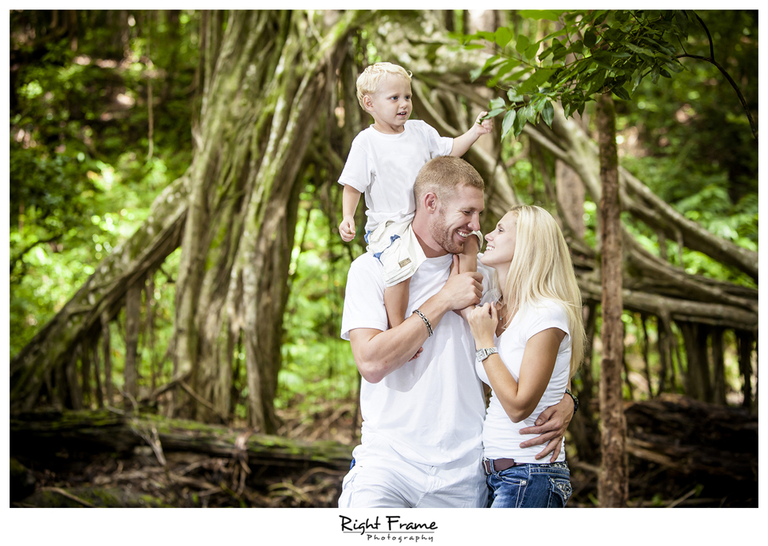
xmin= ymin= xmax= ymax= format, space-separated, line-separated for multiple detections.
xmin=674 ymin=10 xmax=690 ymax=37
xmin=507 ymin=89 xmax=524 ymax=103
xmin=612 ymin=85 xmax=631 ymax=101
xmin=541 ymin=100 xmax=554 ymax=126
xmin=489 ymin=97 xmax=506 ymax=110
xmin=486 ymin=108 xmax=506 ymax=119
xmin=488 ymin=59 xmax=521 ymax=86
xmin=513 ymin=106 xmax=527 ymax=137
xmin=494 ymin=27 xmax=513 ymax=49
xmin=518 ymin=67 xmax=554 ymax=93
xmin=584 ymin=28 xmax=598 ymax=49
xmin=525 ymin=43 xmax=540 ymax=61
xmin=539 ymin=45 xmax=555 ymax=61
xmin=501 ymin=109 xmax=517 ymax=139
xmin=516 ymin=35 xmax=530 ymax=54
xmin=519 ymin=10 xmax=563 ymax=21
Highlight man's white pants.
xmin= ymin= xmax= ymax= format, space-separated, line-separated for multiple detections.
xmin=338 ymin=437 xmax=487 ymax=508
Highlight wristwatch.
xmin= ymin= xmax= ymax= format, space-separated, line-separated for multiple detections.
xmin=475 ymin=347 xmax=498 ymax=362
xmin=565 ymin=388 xmax=579 ymax=414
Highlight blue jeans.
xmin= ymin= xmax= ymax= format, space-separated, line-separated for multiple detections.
xmin=486 ymin=461 xmax=572 ymax=508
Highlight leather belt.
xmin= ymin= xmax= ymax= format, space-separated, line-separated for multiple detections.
xmin=482 ymin=457 xmax=517 ymax=474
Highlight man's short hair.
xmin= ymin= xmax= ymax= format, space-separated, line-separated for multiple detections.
xmin=413 ymin=156 xmax=484 ymax=205
xmin=356 ymin=62 xmax=412 ymax=110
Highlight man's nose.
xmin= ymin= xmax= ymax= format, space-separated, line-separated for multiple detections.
xmin=469 ymin=213 xmax=481 ymax=231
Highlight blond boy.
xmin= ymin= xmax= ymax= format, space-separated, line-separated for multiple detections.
xmin=338 ymin=62 xmax=492 ymax=330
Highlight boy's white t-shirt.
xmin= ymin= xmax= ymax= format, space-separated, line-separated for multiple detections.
xmin=338 ymin=120 xmax=453 ymax=234
xmin=341 ymin=252 xmax=489 ymax=466
xmin=475 ymin=299 xmax=571 ymax=464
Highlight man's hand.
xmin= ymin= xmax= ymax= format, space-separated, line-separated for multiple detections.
xmin=443 ymin=255 xmax=483 ymax=310
xmin=518 ymin=393 xmax=574 ymax=462
xmin=339 ymin=216 xmax=356 ymax=242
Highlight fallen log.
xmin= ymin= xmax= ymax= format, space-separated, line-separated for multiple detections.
xmin=10 ymin=408 xmax=353 ymax=471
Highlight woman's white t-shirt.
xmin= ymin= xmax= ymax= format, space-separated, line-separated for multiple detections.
xmin=475 ymin=299 xmax=571 ymax=464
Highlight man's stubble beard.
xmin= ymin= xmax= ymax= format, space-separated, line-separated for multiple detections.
xmin=430 ymin=210 xmax=465 ymax=256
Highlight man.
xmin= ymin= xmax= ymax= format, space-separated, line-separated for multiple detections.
xmin=339 ymin=156 xmax=574 ymax=508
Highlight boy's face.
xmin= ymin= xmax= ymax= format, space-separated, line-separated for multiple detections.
xmin=364 ymin=75 xmax=412 ymax=134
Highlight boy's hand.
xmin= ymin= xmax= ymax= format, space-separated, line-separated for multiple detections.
xmin=475 ymin=111 xmax=494 ymax=135
xmin=339 ymin=217 xmax=356 ymax=242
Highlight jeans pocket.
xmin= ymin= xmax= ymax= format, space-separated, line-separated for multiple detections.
xmin=548 ymin=476 xmax=572 ymax=507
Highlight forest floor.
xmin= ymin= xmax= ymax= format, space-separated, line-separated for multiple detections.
xmin=10 ymin=396 xmax=757 ymax=508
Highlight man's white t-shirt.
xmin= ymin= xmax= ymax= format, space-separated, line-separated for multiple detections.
xmin=338 ymin=120 xmax=453 ymax=234
xmin=341 ymin=253 xmax=489 ymax=466
xmin=475 ymin=299 xmax=571 ymax=464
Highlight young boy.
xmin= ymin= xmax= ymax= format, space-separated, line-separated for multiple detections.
xmin=338 ymin=62 xmax=492 ymax=329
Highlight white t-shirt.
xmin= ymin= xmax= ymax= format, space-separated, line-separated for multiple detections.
xmin=338 ymin=120 xmax=453 ymax=234
xmin=475 ymin=299 xmax=571 ymax=464
xmin=341 ymin=252 xmax=490 ymax=466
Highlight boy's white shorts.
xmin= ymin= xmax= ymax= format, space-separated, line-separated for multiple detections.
xmin=337 ymin=437 xmax=487 ymax=508
xmin=367 ymin=220 xmax=482 ymax=287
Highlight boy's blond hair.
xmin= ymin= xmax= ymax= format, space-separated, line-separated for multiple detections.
xmin=356 ymin=62 xmax=412 ymax=110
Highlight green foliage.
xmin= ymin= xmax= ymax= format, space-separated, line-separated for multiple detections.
xmin=459 ymin=10 xmax=693 ymax=138
xmin=10 ymin=10 xmax=198 ymax=356
xmin=277 ymin=183 xmax=360 ymax=413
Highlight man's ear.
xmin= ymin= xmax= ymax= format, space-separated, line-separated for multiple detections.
xmin=423 ymin=192 xmax=439 ymax=214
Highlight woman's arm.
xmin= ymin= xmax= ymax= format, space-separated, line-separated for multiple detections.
xmin=468 ymin=303 xmax=565 ymax=422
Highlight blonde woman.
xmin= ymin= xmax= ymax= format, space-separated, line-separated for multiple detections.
xmin=468 ymin=205 xmax=585 ymax=508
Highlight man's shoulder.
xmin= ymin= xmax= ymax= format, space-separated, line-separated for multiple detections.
xmin=349 ymin=251 xmax=381 ymax=275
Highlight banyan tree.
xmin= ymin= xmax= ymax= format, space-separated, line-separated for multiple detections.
xmin=10 ymin=9 xmax=757 ymax=449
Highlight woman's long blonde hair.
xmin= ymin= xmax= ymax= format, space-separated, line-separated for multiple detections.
xmin=501 ymin=205 xmax=586 ymax=377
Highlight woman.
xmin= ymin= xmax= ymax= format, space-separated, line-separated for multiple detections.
xmin=468 ymin=205 xmax=585 ymax=508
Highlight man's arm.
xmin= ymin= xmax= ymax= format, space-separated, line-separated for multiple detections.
xmin=350 ymin=256 xmax=483 ymax=383
xmin=518 ymin=392 xmax=575 ymax=461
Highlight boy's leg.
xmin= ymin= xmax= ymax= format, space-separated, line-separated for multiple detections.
xmin=384 ymin=278 xmax=411 ymax=329
xmin=458 ymin=231 xmax=480 ymax=273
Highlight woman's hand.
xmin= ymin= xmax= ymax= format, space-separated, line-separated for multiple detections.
xmin=468 ymin=302 xmax=498 ymax=348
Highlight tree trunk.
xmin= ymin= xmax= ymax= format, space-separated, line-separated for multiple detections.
xmin=737 ymin=331 xmax=755 ymax=411
xmin=596 ymin=93 xmax=628 ymax=507
xmin=680 ymin=321 xmax=713 ymax=402
xmin=124 ymin=279 xmax=142 ymax=406
xmin=169 ymin=10 xmax=369 ymax=430
xmin=711 ymin=327 xmax=726 ymax=405
xmin=102 ymin=313 xmax=113 ymax=406
xmin=10 ymin=11 xmax=370 ymax=427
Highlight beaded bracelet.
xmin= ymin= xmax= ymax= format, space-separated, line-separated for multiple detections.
xmin=412 ymin=309 xmax=433 ymax=337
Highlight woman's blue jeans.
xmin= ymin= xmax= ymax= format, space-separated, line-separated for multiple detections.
xmin=486 ymin=461 xmax=572 ymax=508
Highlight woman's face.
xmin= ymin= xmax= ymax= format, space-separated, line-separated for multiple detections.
xmin=480 ymin=211 xmax=517 ymax=268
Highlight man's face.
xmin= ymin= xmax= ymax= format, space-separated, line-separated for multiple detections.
xmin=430 ymin=184 xmax=484 ymax=255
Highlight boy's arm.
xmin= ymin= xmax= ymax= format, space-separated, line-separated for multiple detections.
xmin=340 ymin=185 xmax=362 ymax=242
xmin=450 ymin=111 xmax=493 ymax=157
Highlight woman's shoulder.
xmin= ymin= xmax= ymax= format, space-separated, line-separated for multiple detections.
xmin=520 ymin=299 xmax=569 ymax=331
